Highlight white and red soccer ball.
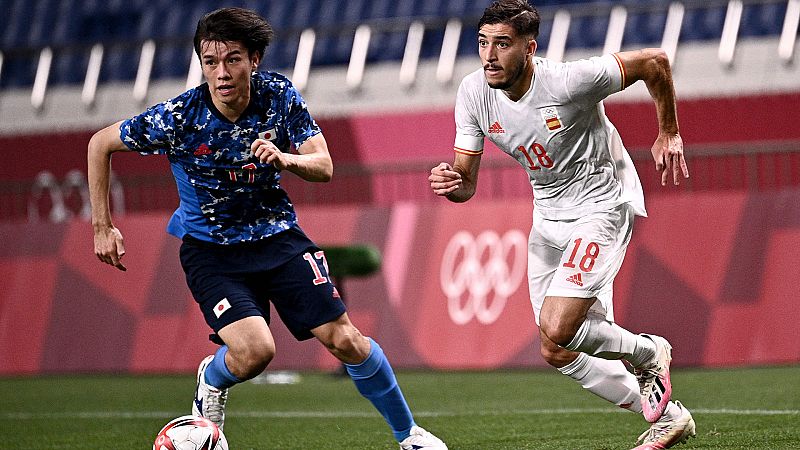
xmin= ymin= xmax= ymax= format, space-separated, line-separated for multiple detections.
xmin=153 ymin=415 xmax=228 ymax=450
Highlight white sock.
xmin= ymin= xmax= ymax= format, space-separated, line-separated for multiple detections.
xmin=564 ymin=314 xmax=656 ymax=368
xmin=558 ymin=352 xmax=643 ymax=413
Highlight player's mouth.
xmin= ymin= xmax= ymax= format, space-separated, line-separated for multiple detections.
xmin=217 ymin=84 xmax=236 ymax=96
xmin=484 ymin=65 xmax=503 ymax=76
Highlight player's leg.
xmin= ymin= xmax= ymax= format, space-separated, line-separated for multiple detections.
xmin=539 ymin=296 xmax=657 ymax=366
xmin=215 ymin=316 xmax=276 ymax=380
xmin=192 ymin=317 xmax=276 ymax=429
xmin=539 ymin=329 xmax=642 ymax=413
xmin=539 ymin=204 xmax=673 ymax=422
xmin=180 ymin=240 xmax=276 ymax=429
xmin=556 ymin=305 xmax=672 ymax=422
xmin=530 ymin=211 xmax=643 ymax=413
xmin=312 ymin=314 xmax=446 ymax=449
xmin=312 ymin=316 xmax=413 ymax=438
xmin=265 ymin=248 xmax=445 ymax=448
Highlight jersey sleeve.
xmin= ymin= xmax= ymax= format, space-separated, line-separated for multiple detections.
xmin=564 ymin=54 xmax=625 ymax=110
xmin=283 ymin=82 xmax=321 ymax=150
xmin=119 ymin=98 xmax=181 ymax=155
xmin=453 ymin=77 xmax=485 ymax=156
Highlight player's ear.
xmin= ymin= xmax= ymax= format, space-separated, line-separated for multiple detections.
xmin=527 ymin=38 xmax=537 ymax=57
xmin=251 ymin=51 xmax=261 ymax=72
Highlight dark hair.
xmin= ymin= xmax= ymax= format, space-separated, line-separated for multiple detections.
xmin=479 ymin=0 xmax=540 ymax=39
xmin=194 ymin=7 xmax=274 ymax=59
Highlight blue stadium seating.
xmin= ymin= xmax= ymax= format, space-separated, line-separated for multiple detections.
xmin=682 ymin=5 xmax=728 ymax=41
xmin=741 ymin=2 xmax=788 ymax=37
xmin=623 ymin=10 xmax=668 ymax=46
xmin=567 ymin=13 xmax=610 ymax=49
xmin=0 ymin=0 xmax=793 ymax=89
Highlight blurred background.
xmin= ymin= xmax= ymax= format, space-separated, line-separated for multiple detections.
xmin=1 ymin=0 xmax=799 ymax=376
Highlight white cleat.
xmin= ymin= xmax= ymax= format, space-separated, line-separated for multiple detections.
xmin=636 ymin=334 xmax=673 ymax=422
xmin=399 ymin=426 xmax=448 ymax=450
xmin=632 ymin=401 xmax=696 ymax=449
xmin=192 ymin=355 xmax=228 ymax=430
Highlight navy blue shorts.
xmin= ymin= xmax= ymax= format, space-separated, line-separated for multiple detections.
xmin=179 ymin=228 xmax=347 ymax=341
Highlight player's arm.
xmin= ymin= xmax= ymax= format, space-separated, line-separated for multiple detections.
xmin=252 ymin=133 xmax=332 ymax=182
xmin=87 ymin=120 xmax=132 ymax=271
xmin=429 ymin=151 xmax=482 ymax=203
xmin=615 ymin=48 xmax=689 ymax=186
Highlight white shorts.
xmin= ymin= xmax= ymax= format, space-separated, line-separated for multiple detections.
xmin=528 ymin=202 xmax=634 ymax=325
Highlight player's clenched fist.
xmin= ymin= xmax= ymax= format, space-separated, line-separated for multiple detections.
xmin=251 ymin=138 xmax=288 ymax=169
xmin=429 ymin=162 xmax=462 ymax=196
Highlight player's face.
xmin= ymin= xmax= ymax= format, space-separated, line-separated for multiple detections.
xmin=478 ymin=23 xmax=536 ymax=93
xmin=200 ymin=40 xmax=260 ymax=116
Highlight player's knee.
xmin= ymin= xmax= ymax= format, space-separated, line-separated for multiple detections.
xmin=230 ymin=342 xmax=275 ymax=379
xmin=539 ymin=317 xmax=577 ymax=348
xmin=325 ymin=326 xmax=369 ymax=363
xmin=539 ymin=340 xmax=575 ymax=368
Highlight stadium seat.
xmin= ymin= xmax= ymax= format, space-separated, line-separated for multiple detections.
xmin=27 ymin=0 xmax=61 ymax=48
xmin=567 ymin=13 xmax=609 ymax=49
xmin=444 ymin=0 xmax=479 ymax=18
xmin=0 ymin=54 xmax=36 ymax=89
xmin=623 ymin=10 xmax=668 ymax=47
xmin=0 ymin=0 xmax=794 ymax=89
xmin=740 ymin=2 xmax=788 ymax=38
xmin=3 ymin=0 xmax=36 ymax=48
xmin=49 ymin=49 xmax=87 ymax=86
xmin=682 ymin=5 xmax=727 ymax=41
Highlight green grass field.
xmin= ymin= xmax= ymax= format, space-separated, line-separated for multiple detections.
xmin=2 ymin=366 xmax=798 ymax=449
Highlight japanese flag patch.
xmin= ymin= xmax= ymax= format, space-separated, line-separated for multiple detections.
xmin=213 ymin=298 xmax=232 ymax=318
xmin=541 ymin=107 xmax=562 ymax=132
xmin=258 ymin=128 xmax=278 ymax=141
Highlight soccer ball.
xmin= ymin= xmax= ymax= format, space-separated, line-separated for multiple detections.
xmin=153 ymin=415 xmax=229 ymax=450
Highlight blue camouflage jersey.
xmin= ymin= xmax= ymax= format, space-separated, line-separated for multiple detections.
xmin=120 ymin=71 xmax=320 ymax=244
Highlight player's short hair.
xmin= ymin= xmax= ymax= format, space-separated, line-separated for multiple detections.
xmin=194 ymin=7 xmax=274 ymax=59
xmin=479 ymin=0 xmax=540 ymax=39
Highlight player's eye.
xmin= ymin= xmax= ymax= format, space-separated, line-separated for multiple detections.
xmin=478 ymin=39 xmax=488 ymax=47
xmin=497 ymin=42 xmax=509 ymax=49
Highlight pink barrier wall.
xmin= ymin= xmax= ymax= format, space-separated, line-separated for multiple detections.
xmin=2 ymin=189 xmax=799 ymax=375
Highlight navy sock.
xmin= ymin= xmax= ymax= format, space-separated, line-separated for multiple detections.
xmin=345 ymin=338 xmax=415 ymax=441
xmin=203 ymin=346 xmax=240 ymax=389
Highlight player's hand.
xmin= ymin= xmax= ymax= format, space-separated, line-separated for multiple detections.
xmin=251 ymin=138 xmax=290 ymax=170
xmin=429 ymin=162 xmax=462 ymax=196
xmin=651 ymin=132 xmax=689 ymax=186
xmin=93 ymin=225 xmax=127 ymax=271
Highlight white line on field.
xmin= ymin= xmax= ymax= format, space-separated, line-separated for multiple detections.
xmin=3 ymin=408 xmax=798 ymax=420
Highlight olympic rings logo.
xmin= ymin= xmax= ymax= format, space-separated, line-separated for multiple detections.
xmin=27 ymin=170 xmax=124 ymax=223
xmin=440 ymin=229 xmax=527 ymax=325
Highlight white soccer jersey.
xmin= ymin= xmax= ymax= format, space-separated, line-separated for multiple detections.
xmin=454 ymin=54 xmax=646 ymax=219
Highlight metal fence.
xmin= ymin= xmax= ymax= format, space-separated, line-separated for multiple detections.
xmin=4 ymin=142 xmax=798 ymax=224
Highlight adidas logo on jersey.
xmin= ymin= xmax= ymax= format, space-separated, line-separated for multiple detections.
xmin=566 ymin=273 xmax=583 ymax=286
xmin=193 ymin=144 xmax=212 ymax=156
xmin=488 ymin=121 xmax=505 ymax=134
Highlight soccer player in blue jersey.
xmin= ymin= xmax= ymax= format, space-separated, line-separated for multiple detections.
xmin=87 ymin=7 xmax=446 ymax=449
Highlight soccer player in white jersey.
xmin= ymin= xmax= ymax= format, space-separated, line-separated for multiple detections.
xmin=429 ymin=1 xmax=695 ymax=449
